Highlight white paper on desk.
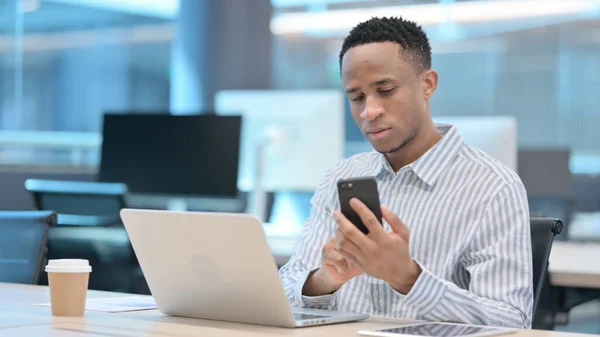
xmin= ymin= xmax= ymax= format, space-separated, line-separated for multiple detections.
xmin=34 ymin=296 xmax=157 ymax=313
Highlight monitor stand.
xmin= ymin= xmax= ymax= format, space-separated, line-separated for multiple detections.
xmin=166 ymin=198 xmax=188 ymax=212
xmin=248 ymin=139 xmax=270 ymax=222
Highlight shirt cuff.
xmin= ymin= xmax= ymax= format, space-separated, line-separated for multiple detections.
xmin=403 ymin=260 xmax=447 ymax=315
xmin=294 ymin=268 xmax=337 ymax=309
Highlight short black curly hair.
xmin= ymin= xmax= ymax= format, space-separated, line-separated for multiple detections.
xmin=339 ymin=16 xmax=431 ymax=74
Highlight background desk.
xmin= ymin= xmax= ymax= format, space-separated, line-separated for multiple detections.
xmin=549 ymin=242 xmax=600 ymax=289
xmin=0 ymin=283 xmax=597 ymax=337
xmin=547 ymin=242 xmax=600 ymax=326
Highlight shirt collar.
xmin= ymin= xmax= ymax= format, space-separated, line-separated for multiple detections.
xmin=369 ymin=124 xmax=465 ymax=187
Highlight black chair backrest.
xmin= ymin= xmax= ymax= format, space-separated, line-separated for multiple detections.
xmin=530 ymin=217 xmax=562 ymax=330
xmin=25 ymin=179 xmax=127 ymax=217
xmin=0 ymin=211 xmax=56 ymax=284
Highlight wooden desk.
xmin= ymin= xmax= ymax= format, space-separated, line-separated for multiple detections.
xmin=549 ymin=242 xmax=600 ymax=289
xmin=0 ymin=283 xmax=595 ymax=337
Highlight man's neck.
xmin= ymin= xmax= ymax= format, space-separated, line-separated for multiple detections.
xmin=385 ymin=123 xmax=442 ymax=172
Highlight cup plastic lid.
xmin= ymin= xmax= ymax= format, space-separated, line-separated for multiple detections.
xmin=45 ymin=259 xmax=92 ymax=273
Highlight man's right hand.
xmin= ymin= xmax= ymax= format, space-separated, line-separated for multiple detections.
xmin=302 ymin=237 xmax=363 ymax=296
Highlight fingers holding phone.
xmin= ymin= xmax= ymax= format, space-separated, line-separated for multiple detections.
xmin=304 ymin=177 xmax=384 ymax=297
xmin=322 ymin=237 xmax=363 ymax=284
xmin=335 ymin=177 xmax=421 ymax=294
xmin=303 ymin=237 xmax=363 ymax=296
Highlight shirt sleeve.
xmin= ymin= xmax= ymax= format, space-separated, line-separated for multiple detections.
xmin=401 ymin=181 xmax=534 ymax=328
xmin=278 ymin=169 xmax=340 ymax=309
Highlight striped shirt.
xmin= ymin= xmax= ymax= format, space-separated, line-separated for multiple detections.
xmin=278 ymin=124 xmax=533 ymax=328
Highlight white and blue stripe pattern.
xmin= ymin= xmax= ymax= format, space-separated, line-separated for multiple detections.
xmin=278 ymin=124 xmax=533 ymax=328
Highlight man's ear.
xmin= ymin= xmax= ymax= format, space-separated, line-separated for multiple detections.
xmin=421 ymin=69 xmax=438 ymax=100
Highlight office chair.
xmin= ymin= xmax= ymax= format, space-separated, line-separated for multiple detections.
xmin=528 ymin=197 xmax=573 ymax=241
xmin=530 ymin=217 xmax=563 ymax=330
xmin=25 ymin=179 xmax=142 ymax=293
xmin=0 ymin=211 xmax=57 ymax=284
xmin=25 ymin=179 xmax=127 ymax=226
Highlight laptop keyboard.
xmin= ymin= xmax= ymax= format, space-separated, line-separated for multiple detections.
xmin=293 ymin=313 xmax=330 ymax=321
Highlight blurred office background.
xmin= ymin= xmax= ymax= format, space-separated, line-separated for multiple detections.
xmin=1 ymin=0 xmax=599 ymax=332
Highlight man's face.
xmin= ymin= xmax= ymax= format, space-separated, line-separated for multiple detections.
xmin=341 ymin=42 xmax=428 ymax=154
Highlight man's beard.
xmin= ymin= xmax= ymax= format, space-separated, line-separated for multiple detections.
xmin=376 ymin=132 xmax=417 ymax=154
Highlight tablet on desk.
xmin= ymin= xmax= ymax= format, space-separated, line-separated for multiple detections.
xmin=358 ymin=322 xmax=517 ymax=337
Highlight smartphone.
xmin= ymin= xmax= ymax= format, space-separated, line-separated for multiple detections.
xmin=337 ymin=177 xmax=382 ymax=234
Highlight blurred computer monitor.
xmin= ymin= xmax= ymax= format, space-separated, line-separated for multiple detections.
xmin=215 ymin=90 xmax=345 ymax=192
xmin=433 ymin=116 xmax=518 ymax=171
xmin=518 ymin=149 xmax=571 ymax=196
xmin=98 ymin=114 xmax=241 ymax=198
xmin=518 ymin=149 xmax=573 ymax=238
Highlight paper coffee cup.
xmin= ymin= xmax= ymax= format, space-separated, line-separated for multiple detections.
xmin=45 ymin=259 xmax=92 ymax=317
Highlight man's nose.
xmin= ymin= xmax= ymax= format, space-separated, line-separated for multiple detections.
xmin=360 ymin=97 xmax=384 ymax=121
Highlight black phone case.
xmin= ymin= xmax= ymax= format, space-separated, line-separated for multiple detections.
xmin=337 ymin=177 xmax=382 ymax=234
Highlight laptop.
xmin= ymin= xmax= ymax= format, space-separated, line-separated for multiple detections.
xmin=120 ymin=208 xmax=369 ymax=328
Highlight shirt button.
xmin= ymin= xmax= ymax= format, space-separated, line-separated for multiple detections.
xmin=392 ymin=190 xmax=399 ymax=196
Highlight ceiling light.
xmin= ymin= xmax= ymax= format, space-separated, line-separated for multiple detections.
xmin=270 ymin=0 xmax=599 ymax=35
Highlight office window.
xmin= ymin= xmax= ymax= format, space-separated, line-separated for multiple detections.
xmin=270 ymin=0 xmax=600 ymax=174
xmin=0 ymin=0 xmax=175 ymax=166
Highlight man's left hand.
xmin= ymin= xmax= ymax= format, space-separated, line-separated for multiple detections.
xmin=333 ymin=198 xmax=422 ymax=294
